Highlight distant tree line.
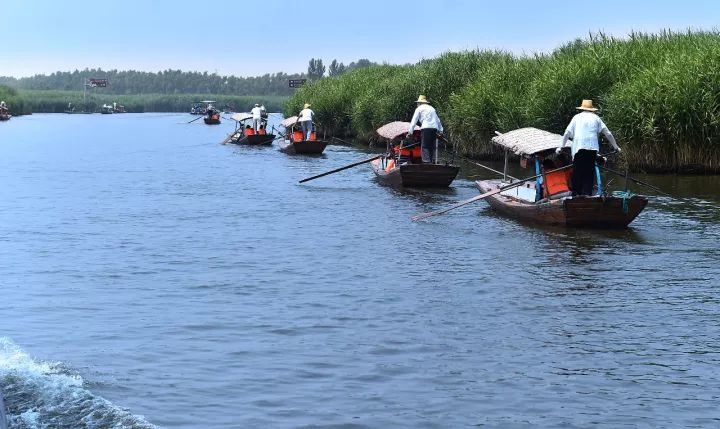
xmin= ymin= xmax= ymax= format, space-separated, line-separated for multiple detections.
xmin=0 ymin=58 xmax=379 ymax=96
xmin=0 ymin=69 xmax=308 ymax=96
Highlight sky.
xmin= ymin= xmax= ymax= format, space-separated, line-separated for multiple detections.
xmin=1 ymin=0 xmax=719 ymax=78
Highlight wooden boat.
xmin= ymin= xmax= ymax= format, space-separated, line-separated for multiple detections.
xmin=204 ymin=114 xmax=221 ymax=125
xmin=203 ymin=102 xmax=221 ymax=125
xmin=190 ymin=101 xmax=205 ymax=115
xmin=475 ymin=127 xmax=647 ymax=228
xmin=225 ymin=113 xmax=275 ymax=145
xmin=279 ymin=116 xmax=328 ymax=155
xmin=0 ymin=112 xmax=10 ymax=121
xmin=100 ymin=104 xmax=114 ymax=114
xmin=371 ymin=121 xmax=459 ymax=187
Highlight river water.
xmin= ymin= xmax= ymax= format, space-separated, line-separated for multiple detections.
xmin=0 ymin=113 xmax=718 ymax=428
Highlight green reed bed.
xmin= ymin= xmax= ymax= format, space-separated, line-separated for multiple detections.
xmin=286 ymin=30 xmax=720 ymax=172
xmin=12 ymin=90 xmax=287 ymax=114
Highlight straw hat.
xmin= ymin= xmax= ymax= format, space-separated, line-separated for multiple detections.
xmin=576 ymin=99 xmax=598 ymax=111
xmin=303 ymin=103 xmax=311 ymax=109
xmin=415 ymin=95 xmax=429 ymax=104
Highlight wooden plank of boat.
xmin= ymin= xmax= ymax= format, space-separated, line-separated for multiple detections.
xmin=476 ymin=179 xmax=647 ymax=228
xmin=203 ymin=117 xmax=221 ymax=125
xmin=371 ymin=158 xmax=459 ymax=188
xmin=232 ymin=134 xmax=276 ymax=145
xmin=279 ymin=139 xmax=328 ymax=155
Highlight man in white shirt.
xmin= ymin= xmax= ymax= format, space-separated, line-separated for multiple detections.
xmin=297 ymin=103 xmax=314 ymax=141
xmin=251 ymin=103 xmax=263 ymax=131
xmin=408 ymin=95 xmax=443 ymax=163
xmin=556 ymin=99 xmax=621 ymax=196
xmin=260 ymin=104 xmax=268 ymax=127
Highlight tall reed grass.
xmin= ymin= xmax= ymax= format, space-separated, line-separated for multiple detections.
xmin=286 ymin=30 xmax=720 ymax=172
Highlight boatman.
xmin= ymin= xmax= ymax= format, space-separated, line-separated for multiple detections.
xmin=251 ymin=103 xmax=263 ymax=131
xmin=408 ymin=95 xmax=443 ymax=164
xmin=297 ymin=103 xmax=314 ymax=141
xmin=260 ymin=104 xmax=268 ymax=127
xmin=556 ymin=99 xmax=621 ymax=196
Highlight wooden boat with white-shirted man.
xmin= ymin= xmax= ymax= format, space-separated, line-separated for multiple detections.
xmin=370 ymin=121 xmax=459 ymax=188
xmin=475 ymin=127 xmax=647 ymax=228
xmin=223 ymin=113 xmax=275 ymax=145
xmin=278 ymin=116 xmax=328 ymax=155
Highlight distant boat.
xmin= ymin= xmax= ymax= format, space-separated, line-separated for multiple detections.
xmin=190 ymin=101 xmax=205 ymax=115
xmin=203 ymin=102 xmax=220 ymax=125
xmin=0 ymin=103 xmax=10 ymax=121
xmin=100 ymin=104 xmax=114 ymax=114
xmin=112 ymin=102 xmax=126 ymax=113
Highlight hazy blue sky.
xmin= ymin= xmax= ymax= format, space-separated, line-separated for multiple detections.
xmin=1 ymin=0 xmax=718 ymax=77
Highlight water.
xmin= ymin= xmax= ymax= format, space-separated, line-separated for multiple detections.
xmin=0 ymin=113 xmax=719 ymax=428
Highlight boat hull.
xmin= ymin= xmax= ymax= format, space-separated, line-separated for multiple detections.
xmin=371 ymin=160 xmax=459 ymax=188
xmin=476 ymin=180 xmax=648 ymax=228
xmin=204 ymin=117 xmax=221 ymax=125
xmin=232 ymin=134 xmax=275 ymax=145
xmin=280 ymin=140 xmax=328 ymax=155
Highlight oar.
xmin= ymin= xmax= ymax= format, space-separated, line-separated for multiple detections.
xmin=221 ymin=131 xmax=239 ymax=145
xmin=411 ymin=164 xmax=572 ymax=221
xmin=331 ymin=136 xmax=353 ymax=145
xmin=186 ymin=116 xmax=203 ymax=124
xmin=299 ymin=155 xmax=383 ymax=183
xmin=465 ymin=158 xmax=519 ymax=181
xmin=600 ymin=166 xmax=672 ymax=197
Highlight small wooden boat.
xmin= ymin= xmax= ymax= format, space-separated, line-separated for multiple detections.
xmin=224 ymin=113 xmax=275 ymax=145
xmin=0 ymin=102 xmax=10 ymax=120
xmin=112 ymin=102 xmax=126 ymax=113
xmin=371 ymin=121 xmax=459 ymax=187
xmin=190 ymin=101 xmax=205 ymax=115
xmin=475 ymin=127 xmax=647 ymax=228
xmin=203 ymin=102 xmax=221 ymax=125
xmin=204 ymin=114 xmax=221 ymax=125
xmin=100 ymin=104 xmax=114 ymax=114
xmin=279 ymin=116 xmax=328 ymax=155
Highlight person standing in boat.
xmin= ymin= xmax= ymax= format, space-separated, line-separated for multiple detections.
xmin=251 ymin=103 xmax=263 ymax=131
xmin=297 ymin=103 xmax=314 ymax=141
xmin=556 ymin=99 xmax=621 ymax=196
xmin=408 ymin=95 xmax=443 ymax=164
xmin=260 ymin=104 xmax=268 ymax=127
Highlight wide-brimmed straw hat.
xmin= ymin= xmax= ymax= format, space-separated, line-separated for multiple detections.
xmin=303 ymin=103 xmax=311 ymax=108
xmin=415 ymin=95 xmax=429 ymax=104
xmin=576 ymin=99 xmax=598 ymax=111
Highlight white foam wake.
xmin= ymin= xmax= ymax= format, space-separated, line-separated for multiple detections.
xmin=0 ymin=338 xmax=157 ymax=429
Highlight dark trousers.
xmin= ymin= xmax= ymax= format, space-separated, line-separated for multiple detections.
xmin=572 ymin=149 xmax=597 ymax=196
xmin=421 ymin=128 xmax=438 ymax=163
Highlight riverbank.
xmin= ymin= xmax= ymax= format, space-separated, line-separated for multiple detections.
xmin=284 ymin=30 xmax=720 ymax=174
